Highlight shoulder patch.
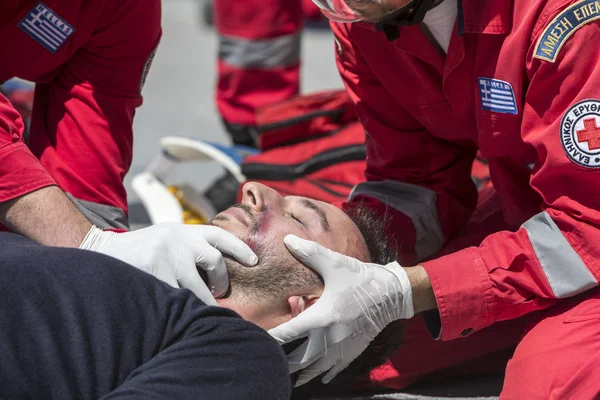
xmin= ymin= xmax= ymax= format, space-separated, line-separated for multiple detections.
xmin=478 ymin=77 xmax=518 ymax=115
xmin=560 ymin=99 xmax=600 ymax=168
xmin=18 ymin=3 xmax=75 ymax=54
xmin=534 ymin=0 xmax=600 ymax=63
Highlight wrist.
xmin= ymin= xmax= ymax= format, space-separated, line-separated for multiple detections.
xmin=404 ymin=265 xmax=437 ymax=314
xmin=79 ymin=225 xmax=115 ymax=251
xmin=384 ymin=261 xmax=415 ymax=319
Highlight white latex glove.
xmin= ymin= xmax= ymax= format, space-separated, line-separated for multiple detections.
xmin=268 ymin=235 xmax=414 ymax=386
xmin=79 ymin=223 xmax=258 ymax=305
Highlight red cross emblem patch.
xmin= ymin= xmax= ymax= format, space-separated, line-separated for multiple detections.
xmin=560 ymin=99 xmax=600 ymax=168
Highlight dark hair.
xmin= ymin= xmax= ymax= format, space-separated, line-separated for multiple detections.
xmin=291 ymin=202 xmax=405 ymax=398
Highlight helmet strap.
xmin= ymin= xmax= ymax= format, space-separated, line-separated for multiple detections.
xmin=375 ymin=0 xmax=437 ymax=41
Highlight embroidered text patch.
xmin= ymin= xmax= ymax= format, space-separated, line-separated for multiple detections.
xmin=534 ymin=0 xmax=600 ymax=62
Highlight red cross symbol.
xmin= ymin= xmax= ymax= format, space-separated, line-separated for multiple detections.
xmin=576 ymin=118 xmax=600 ymax=150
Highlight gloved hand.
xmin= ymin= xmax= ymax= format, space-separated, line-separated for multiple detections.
xmin=268 ymin=235 xmax=414 ymax=386
xmin=79 ymin=223 xmax=258 ymax=305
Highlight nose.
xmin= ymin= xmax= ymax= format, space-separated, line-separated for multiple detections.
xmin=241 ymin=182 xmax=283 ymax=213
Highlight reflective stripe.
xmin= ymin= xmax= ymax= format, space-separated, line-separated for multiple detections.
xmin=218 ymin=33 xmax=301 ymax=69
xmin=67 ymin=194 xmax=129 ymax=230
xmin=524 ymin=212 xmax=597 ymax=298
xmin=349 ymin=180 xmax=444 ymax=262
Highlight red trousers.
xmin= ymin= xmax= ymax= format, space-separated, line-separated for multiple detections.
xmin=214 ymin=0 xmax=303 ymax=128
xmin=502 ymin=288 xmax=600 ymax=399
xmin=214 ymin=0 xmax=324 ymax=129
xmin=370 ymin=187 xmax=600 ymax=399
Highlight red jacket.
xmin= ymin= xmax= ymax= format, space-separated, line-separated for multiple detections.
xmin=0 ymin=0 xmax=161 ymax=229
xmin=336 ymin=0 xmax=600 ymax=340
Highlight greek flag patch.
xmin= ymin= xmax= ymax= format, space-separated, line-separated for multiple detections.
xmin=18 ymin=3 xmax=75 ymax=54
xmin=478 ymin=77 xmax=518 ymax=115
xmin=534 ymin=0 xmax=600 ymax=63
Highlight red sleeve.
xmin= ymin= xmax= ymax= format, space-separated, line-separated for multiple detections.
xmin=0 ymin=93 xmax=55 ymax=202
xmin=27 ymin=0 xmax=161 ymax=227
xmin=422 ymin=17 xmax=600 ymax=340
xmin=334 ymin=22 xmax=478 ymax=264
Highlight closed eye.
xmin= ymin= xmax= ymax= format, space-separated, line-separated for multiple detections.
xmin=291 ymin=214 xmax=303 ymax=225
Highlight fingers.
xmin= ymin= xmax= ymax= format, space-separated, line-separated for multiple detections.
xmin=268 ymin=306 xmax=327 ymax=344
xmin=293 ymin=342 xmax=340 ymax=387
xmin=173 ymin=224 xmax=256 ymax=299
xmin=177 ymin=259 xmax=219 ymax=305
xmin=283 ymin=235 xmax=335 ymax=278
xmin=195 ymin=249 xmax=229 ymax=298
xmin=156 ymin=269 xmax=180 ymax=290
xmin=174 ymin=231 xmax=230 ymax=298
xmin=156 ymin=250 xmax=219 ymax=305
xmin=287 ymin=328 xmax=329 ymax=373
xmin=321 ymin=354 xmax=352 ymax=384
xmin=321 ymin=334 xmax=372 ymax=384
xmin=295 ymin=361 xmax=328 ymax=387
xmin=283 ymin=235 xmax=315 ymax=261
xmin=180 ymin=272 xmax=218 ymax=306
xmin=292 ymin=332 xmax=372 ymax=386
xmin=268 ymin=321 xmax=310 ymax=345
xmin=204 ymin=263 xmax=229 ymax=299
xmin=198 ymin=225 xmax=258 ymax=266
xmin=287 ymin=341 xmax=311 ymax=374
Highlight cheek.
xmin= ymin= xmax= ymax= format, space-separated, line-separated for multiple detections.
xmin=255 ymin=219 xmax=309 ymax=263
xmin=256 ymin=214 xmax=273 ymax=237
xmin=256 ymin=216 xmax=308 ymax=244
xmin=247 ymin=235 xmax=261 ymax=253
xmin=320 ymin=221 xmax=366 ymax=261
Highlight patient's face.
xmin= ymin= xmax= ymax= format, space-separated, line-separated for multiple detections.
xmin=210 ymin=182 xmax=369 ymax=330
xmin=212 ymin=182 xmax=368 ymax=266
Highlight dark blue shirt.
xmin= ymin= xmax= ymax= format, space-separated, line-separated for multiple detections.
xmin=0 ymin=233 xmax=290 ymax=399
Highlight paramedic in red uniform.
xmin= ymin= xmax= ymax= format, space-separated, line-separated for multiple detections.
xmin=207 ymin=0 xmax=322 ymax=209
xmin=0 ymin=1 xmax=256 ymax=302
xmin=214 ymin=0 xmax=320 ymax=147
xmin=270 ymin=0 xmax=600 ymax=398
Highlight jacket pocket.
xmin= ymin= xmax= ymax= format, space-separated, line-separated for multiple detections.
xmin=563 ymin=289 xmax=600 ymax=323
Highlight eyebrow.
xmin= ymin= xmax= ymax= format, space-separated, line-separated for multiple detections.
xmin=300 ymin=199 xmax=330 ymax=231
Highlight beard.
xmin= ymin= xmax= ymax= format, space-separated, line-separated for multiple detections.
xmin=222 ymin=237 xmax=322 ymax=305
xmin=210 ymin=204 xmax=322 ymax=304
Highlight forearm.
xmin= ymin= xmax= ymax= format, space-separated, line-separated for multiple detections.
xmin=0 ymin=185 xmax=92 ymax=247
xmin=405 ymin=265 xmax=437 ymax=314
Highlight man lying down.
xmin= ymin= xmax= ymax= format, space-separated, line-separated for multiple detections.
xmin=0 ymin=182 xmax=400 ymax=399
xmin=211 ymin=182 xmax=404 ymax=391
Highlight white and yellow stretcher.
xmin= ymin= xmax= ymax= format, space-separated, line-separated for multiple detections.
xmin=131 ymin=136 xmax=258 ymax=225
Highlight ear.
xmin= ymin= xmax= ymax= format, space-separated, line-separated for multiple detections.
xmin=288 ymin=294 xmax=321 ymax=318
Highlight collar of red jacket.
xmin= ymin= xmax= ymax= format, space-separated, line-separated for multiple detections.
xmin=355 ymin=0 xmax=512 ymax=36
